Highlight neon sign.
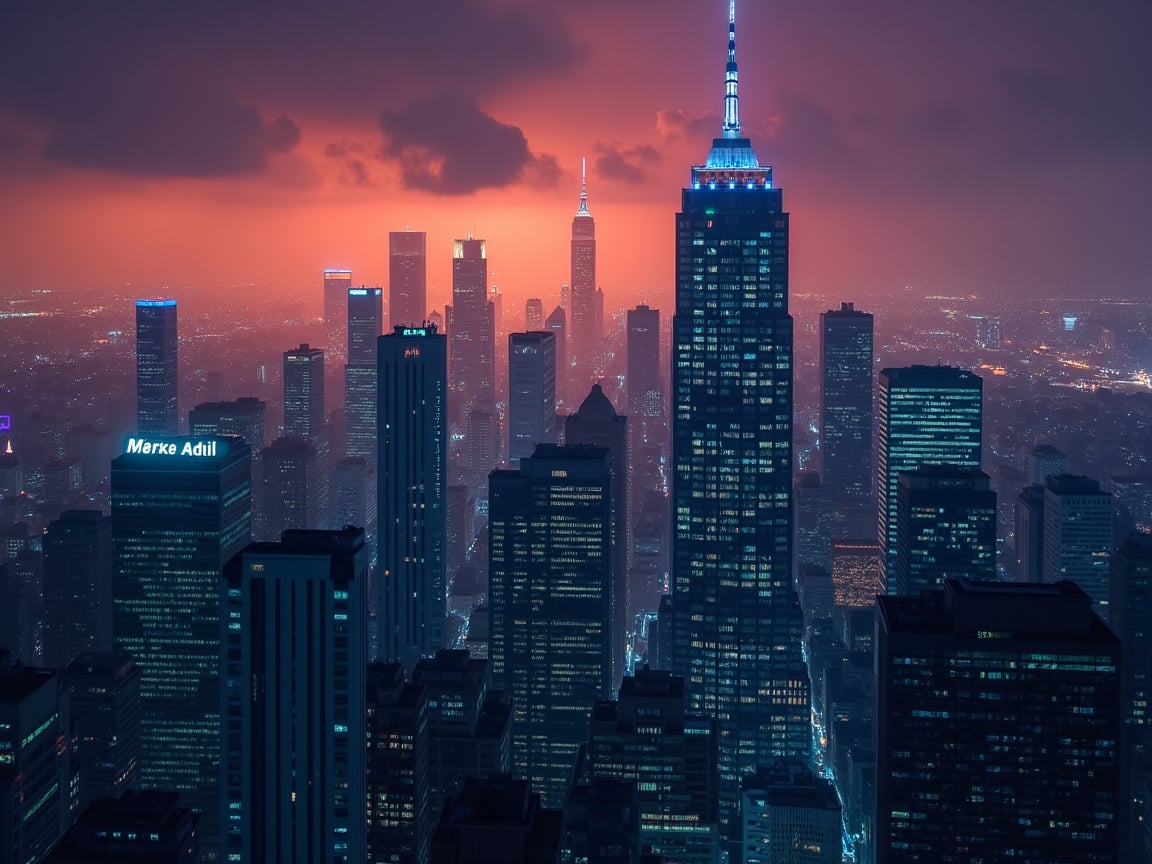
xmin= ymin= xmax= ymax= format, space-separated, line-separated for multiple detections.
xmin=125 ymin=438 xmax=223 ymax=458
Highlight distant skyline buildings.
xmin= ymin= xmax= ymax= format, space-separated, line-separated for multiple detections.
xmin=135 ymin=299 xmax=178 ymax=435
xmin=626 ymin=304 xmax=661 ymax=419
xmin=820 ymin=302 xmax=873 ymax=512
xmin=877 ymin=365 xmax=983 ymax=594
xmin=378 ymin=324 xmax=447 ymax=669
xmin=390 ymin=231 xmax=427 ymax=329
xmin=569 ymin=162 xmax=597 ymax=384
xmin=323 ymin=269 xmax=352 ymax=364
xmin=449 ymin=237 xmax=495 ymax=423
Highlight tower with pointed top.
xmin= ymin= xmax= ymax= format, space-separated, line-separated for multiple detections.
xmin=671 ymin=1 xmax=809 ymax=831
xmin=570 ymin=159 xmax=596 ymax=396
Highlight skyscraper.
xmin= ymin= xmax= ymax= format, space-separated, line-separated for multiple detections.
xmin=564 ymin=384 xmax=630 ymax=688
xmin=61 ymin=651 xmax=142 ymax=812
xmin=111 ymin=434 xmax=251 ymax=856
xmin=1030 ymin=443 xmax=1069 ymax=485
xmin=323 ymin=269 xmax=352 ymax=365
xmin=42 ymin=509 xmax=113 ymax=668
xmin=46 ymin=790 xmax=200 ymax=864
xmin=221 ymin=528 xmax=368 ymax=864
xmin=670 ymin=3 xmax=809 ymax=823
xmin=582 ymin=670 xmax=719 ymax=864
xmin=284 ymin=343 xmax=326 ymax=441
xmin=877 ymin=365 xmax=983 ymax=593
xmin=378 ymin=325 xmax=447 ymax=669
xmin=1013 ymin=483 xmax=1046 ymax=583
xmin=570 ymin=160 xmax=596 ymax=382
xmin=489 ymin=444 xmax=613 ymax=806
xmin=820 ymin=302 xmax=873 ymax=516
xmin=626 ymin=304 xmax=662 ymax=419
xmin=876 ymin=579 xmax=1121 ymax=862
xmin=525 ymin=298 xmax=544 ymax=332
xmin=449 ymin=238 xmax=495 ymax=422
xmin=893 ymin=466 xmax=996 ymax=596
xmin=136 ymin=299 xmax=178 ymax=435
xmin=346 ymin=287 xmax=384 ymax=461
xmin=507 ymin=331 xmax=556 ymax=465
xmin=390 ymin=231 xmax=427 ymax=329
xmin=1043 ymin=474 xmax=1113 ymax=609
xmin=189 ymin=398 xmax=267 ymax=539
xmin=830 ymin=540 xmax=883 ymax=610
xmin=546 ymin=305 xmax=568 ymax=406
xmin=741 ymin=764 xmax=842 ymax=864
xmin=261 ymin=436 xmax=322 ymax=533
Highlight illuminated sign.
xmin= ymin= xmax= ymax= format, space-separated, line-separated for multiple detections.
xmin=125 ymin=437 xmax=224 ymax=458
xmin=401 ymin=328 xmax=428 ymax=337
xmin=324 ymin=269 xmax=353 ymax=279
xmin=136 ymin=299 xmax=176 ymax=308
xmin=0 ymin=415 xmax=9 ymax=431
xmin=348 ymin=289 xmax=369 ymax=296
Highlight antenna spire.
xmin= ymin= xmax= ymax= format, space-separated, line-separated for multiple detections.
xmin=576 ymin=157 xmax=591 ymax=216
xmin=722 ymin=0 xmax=741 ymax=138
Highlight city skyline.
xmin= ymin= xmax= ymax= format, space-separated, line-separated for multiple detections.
xmin=1 ymin=2 xmax=1149 ymax=307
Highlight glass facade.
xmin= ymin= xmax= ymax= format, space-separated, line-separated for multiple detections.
xmin=111 ymin=435 xmax=251 ymax=858
xmin=346 ymin=288 xmax=383 ymax=462
xmin=877 ymin=366 xmax=983 ymax=594
xmin=389 ymin=232 xmax=426 ymax=331
xmin=136 ymin=299 xmax=178 ymax=436
xmin=820 ymin=302 xmax=874 ymax=503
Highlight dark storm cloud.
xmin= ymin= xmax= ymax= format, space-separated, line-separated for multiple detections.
xmin=593 ymin=140 xmax=659 ymax=184
xmin=0 ymin=0 xmax=579 ymax=178
xmin=378 ymin=92 xmax=559 ymax=196
xmin=325 ymin=141 xmax=374 ymax=188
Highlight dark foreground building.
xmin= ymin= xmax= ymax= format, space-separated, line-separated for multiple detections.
xmin=876 ymin=578 xmax=1121 ymax=863
xmin=46 ymin=790 xmax=199 ymax=864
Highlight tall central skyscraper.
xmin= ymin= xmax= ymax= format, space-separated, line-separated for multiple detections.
xmin=323 ymin=269 xmax=352 ymax=365
xmin=819 ymin=302 xmax=873 ymax=522
xmin=570 ymin=160 xmax=597 ymax=383
xmin=346 ymin=287 xmax=383 ymax=462
xmin=670 ymin=2 xmax=809 ymax=827
xmin=507 ymin=331 xmax=556 ymax=465
xmin=136 ymin=299 xmax=178 ymax=435
xmin=390 ymin=231 xmax=427 ymax=329
xmin=449 ymin=238 xmax=495 ymax=423
xmin=378 ymin=325 xmax=447 ymax=669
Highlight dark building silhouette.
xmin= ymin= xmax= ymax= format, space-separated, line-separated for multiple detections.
xmin=45 ymin=790 xmax=199 ymax=864
xmin=565 ymin=385 xmax=630 ymax=688
xmin=525 ymin=298 xmax=544 ymax=332
xmin=508 ymin=332 xmax=557 ymax=465
xmin=465 ymin=409 xmax=498 ymax=492
xmin=346 ymin=287 xmax=384 ymax=462
xmin=820 ymin=302 xmax=874 ymax=531
xmin=559 ymin=775 xmax=642 ymax=864
xmin=876 ymin=579 xmax=1121 ymax=863
xmin=391 ymin=231 xmax=427 ymax=329
xmin=1030 ymin=443 xmax=1069 ymax=485
xmin=877 ymin=366 xmax=983 ymax=594
xmin=741 ymin=763 xmax=841 ymax=864
xmin=795 ymin=472 xmax=833 ymax=575
xmin=411 ymin=650 xmax=512 ymax=819
xmin=42 ymin=510 xmax=113 ymax=668
xmin=378 ymin=325 xmax=447 ymax=669
xmin=323 ymin=269 xmax=353 ymax=366
xmin=431 ymin=775 xmax=562 ymax=864
xmin=570 ymin=164 xmax=597 ymax=391
xmin=626 ymin=304 xmax=661 ymax=420
xmin=449 ymin=238 xmax=495 ymax=423
xmin=135 ymin=299 xmax=178 ymax=435
xmin=894 ymin=466 xmax=996 ymax=595
xmin=283 ymin=342 xmax=330 ymax=518
xmin=0 ymin=658 xmax=74 ymax=864
xmin=189 ymin=398 xmax=267 ymax=539
xmin=1043 ymin=474 xmax=1113 ymax=610
xmin=111 ymin=435 xmax=251 ymax=857
xmin=221 ymin=528 xmax=368 ymax=864
xmin=490 ymin=445 xmax=613 ymax=806
xmin=366 ymin=662 xmax=431 ymax=864
xmin=670 ymin=5 xmax=809 ymax=826
xmin=261 ymin=435 xmax=322 ymax=533
xmin=582 ymin=670 xmax=718 ymax=864
xmin=1014 ymin=484 xmax=1046 ymax=583
xmin=62 ymin=652 xmax=141 ymax=813
xmin=330 ymin=456 xmax=376 ymax=545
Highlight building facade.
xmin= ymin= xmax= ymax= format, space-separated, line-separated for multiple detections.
xmin=136 ymin=299 xmax=178 ymax=435
xmin=390 ymin=231 xmax=427 ymax=330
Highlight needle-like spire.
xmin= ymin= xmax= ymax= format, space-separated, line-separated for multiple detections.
xmin=576 ymin=156 xmax=592 ymax=217
xmin=722 ymin=0 xmax=741 ymax=138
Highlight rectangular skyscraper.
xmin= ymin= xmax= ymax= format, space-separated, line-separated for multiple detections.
xmin=876 ymin=579 xmax=1121 ymax=862
xmin=378 ymin=325 xmax=447 ymax=669
xmin=283 ymin=343 xmax=326 ymax=441
xmin=189 ymin=397 xmax=267 ymax=538
xmin=626 ymin=304 xmax=662 ymax=419
xmin=111 ymin=434 xmax=251 ymax=858
xmin=877 ymin=365 xmax=983 ymax=594
xmin=1043 ymin=474 xmax=1113 ymax=609
xmin=670 ymin=4 xmax=809 ymax=828
xmin=449 ymin=238 xmax=495 ymax=422
xmin=489 ymin=444 xmax=613 ymax=806
xmin=820 ymin=302 xmax=873 ymax=520
xmin=507 ymin=331 xmax=556 ymax=465
xmin=346 ymin=287 xmax=383 ymax=461
xmin=42 ymin=509 xmax=113 ymax=668
xmin=221 ymin=528 xmax=368 ymax=864
xmin=323 ymin=269 xmax=352 ymax=365
xmin=390 ymin=231 xmax=427 ymax=329
xmin=135 ymin=299 xmax=178 ymax=435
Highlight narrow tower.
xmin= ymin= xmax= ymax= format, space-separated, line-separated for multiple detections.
xmin=570 ymin=159 xmax=597 ymax=395
xmin=670 ymin=1 xmax=809 ymax=830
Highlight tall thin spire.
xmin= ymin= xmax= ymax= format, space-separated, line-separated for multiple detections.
xmin=722 ymin=0 xmax=741 ymax=138
xmin=576 ymin=156 xmax=592 ymax=217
